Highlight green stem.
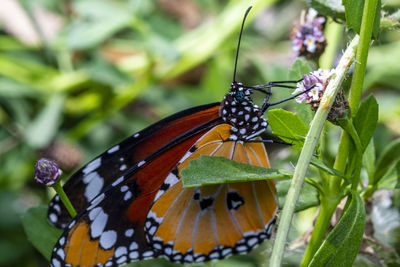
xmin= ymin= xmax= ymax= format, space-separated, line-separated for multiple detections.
xmin=300 ymin=196 xmax=341 ymax=267
xmin=329 ymin=132 xmax=350 ymax=193
xmin=330 ymin=0 xmax=379 ymax=198
xmin=269 ymin=35 xmax=359 ymax=267
xmin=348 ymin=0 xmax=379 ymax=114
xmin=52 ymin=181 xmax=77 ymax=218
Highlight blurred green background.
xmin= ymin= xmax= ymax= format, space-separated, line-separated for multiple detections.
xmin=0 ymin=0 xmax=400 ymax=266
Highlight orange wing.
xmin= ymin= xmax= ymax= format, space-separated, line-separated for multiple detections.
xmin=145 ymin=124 xmax=277 ymax=263
xmin=48 ymin=103 xmax=220 ymax=228
xmin=51 ymin=115 xmax=222 ymax=267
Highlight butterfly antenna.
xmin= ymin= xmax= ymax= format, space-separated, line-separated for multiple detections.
xmin=233 ymin=6 xmax=252 ymax=83
xmin=261 ymin=85 xmax=315 ymax=112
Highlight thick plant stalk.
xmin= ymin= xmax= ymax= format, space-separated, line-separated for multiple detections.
xmin=269 ymin=35 xmax=360 ymax=267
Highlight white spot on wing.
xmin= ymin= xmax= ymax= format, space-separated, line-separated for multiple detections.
xmin=112 ymin=176 xmax=124 ymax=187
xmin=247 ymin=237 xmax=258 ymax=247
xmin=49 ymin=213 xmax=57 ymax=223
xmin=87 ymin=193 xmax=105 ymax=210
xmin=129 ymin=242 xmax=138 ymax=251
xmin=124 ymin=191 xmax=132 ymax=201
xmin=90 ymin=208 xmax=108 ymax=238
xmin=142 ymin=250 xmax=154 ymax=258
xmin=125 ymin=229 xmax=134 ymax=237
xmin=116 ymin=256 xmax=127 ymax=264
xmin=53 ymin=204 xmax=60 ymax=213
xmin=138 ymin=161 xmax=145 ymax=167
xmin=52 ymin=258 xmax=61 ymax=267
xmin=133 ymin=133 xmax=140 ymax=138
xmin=82 ymin=158 xmax=101 ymax=175
xmin=115 ymin=246 xmax=127 ymax=257
xmin=236 ymin=245 xmax=247 ymax=252
xmin=165 ymin=172 xmax=179 ymax=187
xmin=129 ymin=251 xmax=139 ymax=259
xmin=107 ymin=145 xmax=119 ymax=154
xmin=179 ymin=151 xmax=193 ymax=164
xmin=120 ymin=164 xmax=127 ymax=171
xmin=83 ymin=171 xmax=100 ymax=184
xmin=84 ymin=172 xmax=104 ymax=201
xmin=99 ymin=230 xmax=117 ymax=249
xmin=57 ymin=248 xmax=65 ymax=260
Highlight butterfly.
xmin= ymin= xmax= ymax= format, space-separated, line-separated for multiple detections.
xmin=48 ymin=7 xmax=305 ymax=267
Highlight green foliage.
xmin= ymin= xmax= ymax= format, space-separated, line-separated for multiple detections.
xmin=67 ymin=0 xmax=133 ymax=50
xmin=374 ymin=139 xmax=400 ymax=185
xmin=353 ymin=94 xmax=379 ymax=152
xmin=268 ymin=109 xmax=308 ymax=150
xmin=310 ymin=157 xmax=346 ymax=179
xmin=309 ymin=191 xmax=366 ymax=267
xmin=21 ymin=205 xmax=62 ymax=260
xmin=305 ymin=0 xmax=346 ymax=20
xmin=287 ymin=58 xmax=313 ymax=81
xmin=343 ymin=0 xmax=381 ymax=38
xmin=25 ymin=94 xmax=65 ymax=148
xmin=181 ymin=156 xmax=292 ymax=187
xmin=277 ymin=180 xmax=319 ymax=212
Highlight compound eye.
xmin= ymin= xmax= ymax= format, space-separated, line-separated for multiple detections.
xmin=235 ymin=91 xmax=245 ymax=102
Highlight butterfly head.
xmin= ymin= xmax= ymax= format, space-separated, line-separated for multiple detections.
xmin=220 ymin=81 xmax=268 ymax=141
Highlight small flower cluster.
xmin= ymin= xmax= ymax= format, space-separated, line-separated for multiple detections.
xmin=291 ymin=8 xmax=326 ymax=59
xmin=34 ymin=158 xmax=61 ymax=186
xmin=293 ymin=69 xmax=332 ymax=106
xmin=293 ymin=69 xmax=349 ymax=122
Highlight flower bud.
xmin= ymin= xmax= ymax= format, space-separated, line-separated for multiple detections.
xmin=34 ymin=158 xmax=61 ymax=186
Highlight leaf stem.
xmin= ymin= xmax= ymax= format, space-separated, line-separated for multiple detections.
xmin=269 ymin=35 xmax=359 ymax=267
xmin=52 ymin=181 xmax=77 ymax=218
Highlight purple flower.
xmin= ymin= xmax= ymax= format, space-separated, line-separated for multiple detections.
xmin=294 ymin=69 xmax=350 ymax=123
xmin=34 ymin=158 xmax=61 ymax=186
xmin=293 ymin=69 xmax=332 ymax=104
xmin=291 ymin=8 xmax=327 ymax=59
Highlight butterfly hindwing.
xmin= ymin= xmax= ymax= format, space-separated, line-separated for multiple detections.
xmin=48 ymin=103 xmax=220 ymax=228
xmin=145 ymin=124 xmax=278 ymax=263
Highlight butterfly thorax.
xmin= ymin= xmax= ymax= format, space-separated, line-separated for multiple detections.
xmin=220 ymin=82 xmax=268 ymax=141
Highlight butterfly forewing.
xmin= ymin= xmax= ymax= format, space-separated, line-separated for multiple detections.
xmin=50 ymin=122 xmax=224 ymax=267
xmin=48 ymin=103 xmax=220 ymax=228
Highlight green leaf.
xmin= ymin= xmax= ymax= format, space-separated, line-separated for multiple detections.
xmin=343 ymin=0 xmax=381 ymax=39
xmin=353 ymin=94 xmax=378 ymax=152
xmin=181 ymin=156 xmax=292 ymax=188
xmin=25 ymin=94 xmax=64 ymax=148
xmin=362 ymin=139 xmax=376 ymax=181
xmin=21 ymin=205 xmax=63 ymax=260
xmin=309 ymin=191 xmax=366 ymax=267
xmin=310 ymin=157 xmax=347 ymax=179
xmin=268 ymin=109 xmax=308 ymax=150
xmin=374 ymin=138 xmax=400 ymax=185
xmin=277 ymin=180 xmax=319 ymax=212
xmin=287 ymin=58 xmax=312 ymax=81
xmin=306 ymin=0 xmax=346 ymax=21
xmin=377 ymin=160 xmax=400 ymax=190
xmin=295 ymin=101 xmax=314 ymax=127
xmin=67 ymin=0 xmax=132 ymax=49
